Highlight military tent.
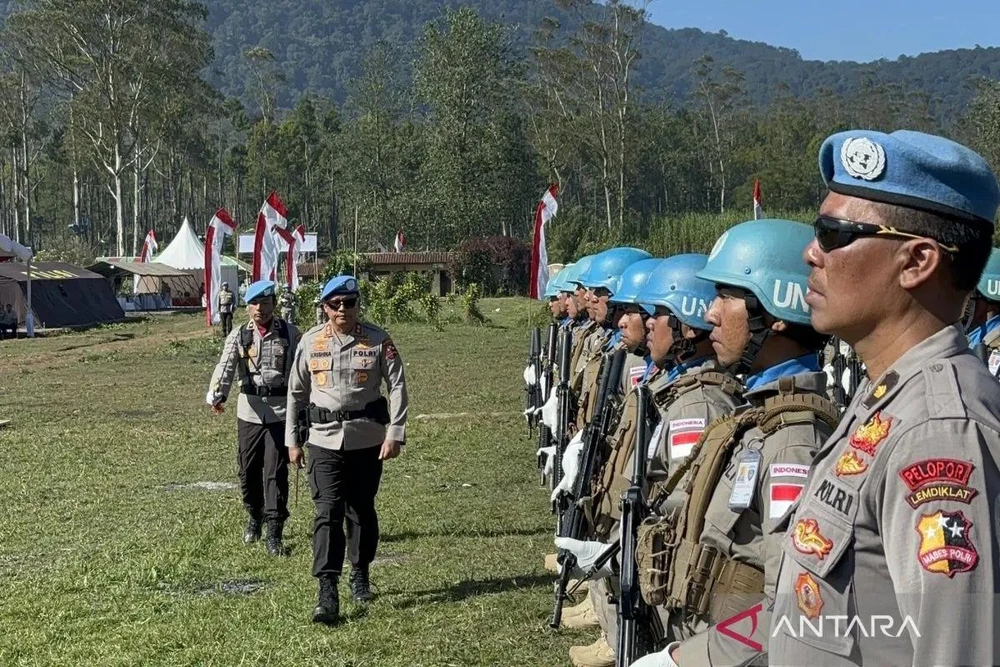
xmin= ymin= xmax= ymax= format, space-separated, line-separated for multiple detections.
xmin=0 ymin=262 xmax=124 ymax=329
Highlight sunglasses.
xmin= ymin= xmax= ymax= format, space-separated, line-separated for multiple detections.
xmin=324 ymin=297 xmax=358 ymax=311
xmin=813 ymin=215 xmax=960 ymax=254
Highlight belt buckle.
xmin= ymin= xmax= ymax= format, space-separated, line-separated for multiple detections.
xmin=336 ymin=410 xmax=349 ymax=422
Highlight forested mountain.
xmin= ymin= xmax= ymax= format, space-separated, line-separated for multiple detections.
xmin=200 ymin=0 xmax=1000 ymax=118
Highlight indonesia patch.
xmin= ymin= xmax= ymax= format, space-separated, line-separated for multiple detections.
xmin=769 ymin=483 xmax=804 ymax=519
xmin=770 ymin=463 xmax=810 ymax=479
xmin=668 ymin=418 xmax=705 ymax=460
xmin=629 ymin=365 xmax=645 ymax=386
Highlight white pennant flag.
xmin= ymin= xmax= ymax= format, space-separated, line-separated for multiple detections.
xmin=205 ymin=209 xmax=236 ymax=325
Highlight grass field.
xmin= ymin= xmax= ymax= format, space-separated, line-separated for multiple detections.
xmin=0 ymin=298 xmax=593 ymax=667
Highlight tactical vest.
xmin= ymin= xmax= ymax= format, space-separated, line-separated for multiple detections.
xmin=238 ymin=320 xmax=291 ymax=394
xmin=576 ymin=333 xmax=613 ymax=429
xmin=588 ymin=371 xmax=742 ymax=539
xmin=636 ymin=378 xmax=840 ymax=623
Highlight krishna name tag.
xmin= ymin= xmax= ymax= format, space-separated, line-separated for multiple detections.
xmin=728 ymin=449 xmax=762 ymax=510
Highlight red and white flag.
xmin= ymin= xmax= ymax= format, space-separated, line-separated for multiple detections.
xmin=529 ymin=184 xmax=559 ymax=300
xmin=251 ymin=192 xmax=289 ymax=282
xmin=276 ymin=224 xmax=306 ymax=291
xmin=668 ymin=417 xmax=705 ymax=461
xmin=204 ymin=208 xmax=237 ymax=326
xmin=394 ymin=230 xmax=406 ymax=253
xmin=769 ymin=483 xmax=804 ymax=519
xmin=135 ymin=230 xmax=158 ymax=292
xmin=753 ymin=179 xmax=764 ymax=220
xmin=138 ymin=230 xmax=158 ymax=262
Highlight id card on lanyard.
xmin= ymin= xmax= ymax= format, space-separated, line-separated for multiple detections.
xmin=728 ymin=448 xmax=762 ymax=510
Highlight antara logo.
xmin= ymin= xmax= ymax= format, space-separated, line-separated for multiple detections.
xmin=772 ymin=614 xmax=921 ymax=639
xmin=773 ymin=280 xmax=809 ymax=313
xmin=680 ymin=296 xmax=710 ymax=318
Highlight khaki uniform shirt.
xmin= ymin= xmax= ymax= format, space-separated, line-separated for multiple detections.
xmin=769 ymin=324 xmax=1000 ymax=667
xmin=207 ymin=319 xmax=301 ymax=424
xmin=218 ymin=289 xmax=235 ymax=313
xmin=646 ymin=360 xmax=745 ymax=514
xmin=286 ymin=321 xmax=407 ymax=451
xmin=621 ymin=351 xmax=649 ymax=396
xmin=674 ymin=370 xmax=833 ymax=665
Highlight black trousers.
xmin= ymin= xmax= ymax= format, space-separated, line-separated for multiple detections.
xmin=236 ymin=419 xmax=289 ymax=522
xmin=307 ymin=444 xmax=384 ymax=578
xmin=220 ymin=312 xmax=233 ymax=336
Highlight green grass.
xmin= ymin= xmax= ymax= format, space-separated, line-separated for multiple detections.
xmin=0 ymin=298 xmax=590 ymax=666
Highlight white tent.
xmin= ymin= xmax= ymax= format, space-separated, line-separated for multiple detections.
xmin=153 ymin=217 xmax=238 ymax=305
xmin=0 ymin=233 xmax=34 ymax=336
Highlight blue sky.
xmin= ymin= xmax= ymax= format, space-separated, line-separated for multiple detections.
xmin=644 ymin=0 xmax=1000 ymax=63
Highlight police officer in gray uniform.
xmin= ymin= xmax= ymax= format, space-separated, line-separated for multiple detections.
xmin=207 ymin=279 xmax=301 ymax=556
xmin=286 ymin=275 xmax=408 ymax=625
xmin=768 ymin=130 xmax=1000 ymax=666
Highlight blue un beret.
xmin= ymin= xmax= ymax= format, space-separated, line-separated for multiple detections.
xmin=244 ymin=280 xmax=276 ymax=303
xmin=321 ymin=275 xmax=360 ymax=301
xmin=819 ymin=129 xmax=1000 ymax=228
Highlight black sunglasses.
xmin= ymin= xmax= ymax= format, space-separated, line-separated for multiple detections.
xmin=813 ymin=215 xmax=959 ymax=254
xmin=325 ymin=297 xmax=358 ymax=310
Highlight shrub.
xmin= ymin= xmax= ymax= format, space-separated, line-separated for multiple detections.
xmin=450 ymin=235 xmax=531 ymax=296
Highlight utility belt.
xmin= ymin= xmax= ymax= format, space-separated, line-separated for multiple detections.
xmin=307 ymin=396 xmax=390 ymax=426
xmin=240 ymin=382 xmax=287 ymax=397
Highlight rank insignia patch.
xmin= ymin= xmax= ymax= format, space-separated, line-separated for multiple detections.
xmin=835 ymin=449 xmax=868 ymax=477
xmin=916 ymin=510 xmax=978 ymax=577
xmin=900 ymin=459 xmax=977 ymax=509
xmin=792 ymin=518 xmax=833 ymax=560
xmin=862 ymin=371 xmax=898 ymax=409
xmin=794 ymin=572 xmax=824 ymax=620
xmin=315 ymin=372 xmax=328 ymax=387
xmin=849 ymin=411 xmax=891 ymax=456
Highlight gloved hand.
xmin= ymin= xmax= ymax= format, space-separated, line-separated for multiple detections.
xmin=540 ymin=389 xmax=559 ymax=431
xmin=537 ymin=445 xmax=555 ymax=476
xmin=629 ymin=644 xmax=680 ymax=667
xmin=550 ymin=430 xmax=585 ymax=502
xmin=553 ymin=537 xmax=616 ymax=581
xmin=523 ymin=363 xmax=538 ymax=386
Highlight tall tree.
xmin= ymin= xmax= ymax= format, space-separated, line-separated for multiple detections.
xmin=7 ymin=0 xmax=213 ymax=255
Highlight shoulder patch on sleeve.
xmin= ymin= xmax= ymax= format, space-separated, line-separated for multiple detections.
xmin=916 ymin=510 xmax=978 ymax=576
xmin=770 ymin=463 xmax=810 ymax=478
xmin=383 ymin=339 xmax=398 ymax=360
xmin=668 ymin=417 xmax=705 ymax=459
xmin=770 ymin=483 xmax=805 ymax=519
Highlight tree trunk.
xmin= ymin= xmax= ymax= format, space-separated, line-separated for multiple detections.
xmin=114 ymin=141 xmax=125 ymax=256
xmin=132 ymin=143 xmax=140 ymax=256
xmin=11 ymin=145 xmax=20 ymax=243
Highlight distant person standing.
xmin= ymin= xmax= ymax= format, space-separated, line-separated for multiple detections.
xmin=286 ymin=275 xmax=408 ymax=625
xmin=206 ymin=280 xmax=301 ymax=556
xmin=0 ymin=304 xmax=16 ymax=339
xmin=218 ymin=282 xmax=235 ymax=336
xmin=279 ymin=289 xmax=296 ymax=324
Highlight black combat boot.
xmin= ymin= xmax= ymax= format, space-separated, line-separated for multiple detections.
xmin=311 ymin=575 xmax=339 ymax=625
xmin=350 ymin=565 xmax=373 ymax=602
xmin=243 ymin=516 xmax=262 ymax=545
xmin=265 ymin=520 xmax=287 ymax=556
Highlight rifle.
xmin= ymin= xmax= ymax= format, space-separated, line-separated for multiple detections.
xmin=524 ymin=328 xmax=542 ymax=438
xmin=829 ymin=338 xmax=849 ymax=406
xmin=550 ymin=346 xmax=627 ymax=629
xmin=617 ymin=384 xmax=652 ymax=666
xmin=551 ymin=327 xmax=572 ymax=507
xmin=537 ymin=323 xmax=558 ymax=484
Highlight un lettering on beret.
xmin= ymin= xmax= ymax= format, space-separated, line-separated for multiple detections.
xmin=819 ymin=129 xmax=1000 ymax=227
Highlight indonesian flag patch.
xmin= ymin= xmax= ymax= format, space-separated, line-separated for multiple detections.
xmin=769 ymin=483 xmax=805 ymax=519
xmin=629 ymin=365 xmax=645 ymax=387
xmin=668 ymin=418 xmax=705 ymax=460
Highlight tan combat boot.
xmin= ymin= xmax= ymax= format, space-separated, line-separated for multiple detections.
xmin=568 ymin=635 xmax=615 ymax=667
xmin=562 ymin=596 xmax=599 ymax=629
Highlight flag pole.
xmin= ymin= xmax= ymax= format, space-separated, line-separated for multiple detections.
xmin=353 ymin=205 xmax=359 ymax=277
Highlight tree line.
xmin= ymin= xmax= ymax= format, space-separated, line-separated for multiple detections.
xmin=0 ymin=0 xmax=997 ymax=269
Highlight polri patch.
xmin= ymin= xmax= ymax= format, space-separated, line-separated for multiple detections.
xmin=899 ymin=459 xmax=977 ymax=509
xmin=916 ymin=510 xmax=978 ymax=577
xmin=791 ymin=518 xmax=833 ymax=560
